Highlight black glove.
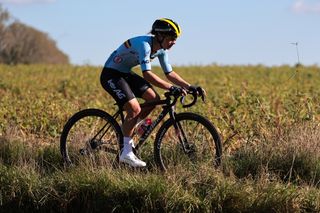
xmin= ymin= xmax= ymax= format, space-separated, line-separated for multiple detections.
xmin=188 ymin=85 xmax=205 ymax=96
xmin=188 ymin=85 xmax=206 ymax=101
xmin=169 ymin=86 xmax=183 ymax=96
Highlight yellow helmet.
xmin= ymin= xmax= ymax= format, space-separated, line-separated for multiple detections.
xmin=151 ymin=18 xmax=181 ymax=38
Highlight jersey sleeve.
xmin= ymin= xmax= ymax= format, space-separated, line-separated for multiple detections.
xmin=138 ymin=41 xmax=152 ymax=72
xmin=158 ymin=50 xmax=173 ymax=74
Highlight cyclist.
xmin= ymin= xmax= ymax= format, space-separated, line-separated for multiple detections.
xmin=100 ymin=18 xmax=205 ymax=167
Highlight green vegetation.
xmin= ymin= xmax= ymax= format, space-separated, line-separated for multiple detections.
xmin=0 ymin=64 xmax=319 ymax=212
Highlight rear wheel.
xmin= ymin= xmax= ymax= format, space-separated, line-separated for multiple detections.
xmin=154 ymin=112 xmax=222 ymax=171
xmin=60 ymin=109 xmax=123 ymax=167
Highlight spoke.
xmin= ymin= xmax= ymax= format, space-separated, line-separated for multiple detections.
xmin=64 ymin=114 xmax=120 ymax=167
xmin=156 ymin=114 xmax=221 ymax=171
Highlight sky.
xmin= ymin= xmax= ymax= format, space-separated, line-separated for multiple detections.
xmin=0 ymin=0 xmax=319 ymax=67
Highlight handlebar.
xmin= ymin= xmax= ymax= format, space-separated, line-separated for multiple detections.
xmin=180 ymin=91 xmax=197 ymax=108
xmin=164 ymin=89 xmax=205 ymax=108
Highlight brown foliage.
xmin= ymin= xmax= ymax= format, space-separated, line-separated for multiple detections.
xmin=0 ymin=6 xmax=69 ymax=64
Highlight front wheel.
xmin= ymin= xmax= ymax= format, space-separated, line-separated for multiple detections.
xmin=154 ymin=112 xmax=222 ymax=171
xmin=60 ymin=108 xmax=123 ymax=167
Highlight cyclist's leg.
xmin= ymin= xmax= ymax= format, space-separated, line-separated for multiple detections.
xmin=100 ymin=68 xmax=146 ymax=167
xmin=139 ymin=88 xmax=160 ymax=119
xmin=122 ymin=98 xmax=141 ymax=137
xmin=121 ymin=99 xmax=146 ymax=167
xmin=126 ymin=72 xmax=160 ymax=120
xmin=100 ymin=69 xmax=138 ymax=138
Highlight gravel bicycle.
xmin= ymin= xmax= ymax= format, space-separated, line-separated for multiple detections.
xmin=60 ymin=89 xmax=222 ymax=171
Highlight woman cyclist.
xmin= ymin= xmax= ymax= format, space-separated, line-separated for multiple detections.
xmin=100 ymin=18 xmax=205 ymax=167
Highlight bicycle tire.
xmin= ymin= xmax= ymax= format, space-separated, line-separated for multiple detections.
xmin=154 ymin=112 xmax=222 ymax=171
xmin=60 ymin=108 xmax=123 ymax=166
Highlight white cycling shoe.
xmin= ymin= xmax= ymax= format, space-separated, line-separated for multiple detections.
xmin=119 ymin=151 xmax=146 ymax=167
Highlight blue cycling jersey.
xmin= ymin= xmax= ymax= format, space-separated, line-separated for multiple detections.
xmin=104 ymin=35 xmax=173 ymax=74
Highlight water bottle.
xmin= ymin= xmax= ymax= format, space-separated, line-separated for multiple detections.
xmin=136 ymin=118 xmax=152 ymax=136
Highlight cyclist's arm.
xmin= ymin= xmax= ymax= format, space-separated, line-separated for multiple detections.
xmin=166 ymin=71 xmax=191 ymax=89
xmin=138 ymin=43 xmax=173 ymax=90
xmin=143 ymin=70 xmax=173 ymax=90
xmin=157 ymin=50 xmax=190 ymax=89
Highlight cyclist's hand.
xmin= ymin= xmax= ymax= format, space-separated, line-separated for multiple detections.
xmin=169 ymin=86 xmax=187 ymax=96
xmin=188 ymin=85 xmax=206 ymax=101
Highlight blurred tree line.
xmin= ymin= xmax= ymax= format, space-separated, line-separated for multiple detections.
xmin=0 ymin=5 xmax=69 ymax=64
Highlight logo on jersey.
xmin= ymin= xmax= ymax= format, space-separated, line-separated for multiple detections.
xmin=113 ymin=56 xmax=123 ymax=64
xmin=141 ymin=59 xmax=150 ymax=65
xmin=107 ymin=79 xmax=126 ymax=99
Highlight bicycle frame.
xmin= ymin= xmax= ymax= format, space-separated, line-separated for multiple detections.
xmin=92 ymin=91 xmax=200 ymax=155
xmin=111 ymin=97 xmax=178 ymax=151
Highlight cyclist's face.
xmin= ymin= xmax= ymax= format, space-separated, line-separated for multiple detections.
xmin=163 ymin=36 xmax=177 ymax=50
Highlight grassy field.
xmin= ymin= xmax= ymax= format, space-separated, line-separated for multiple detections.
xmin=0 ymin=64 xmax=320 ymax=212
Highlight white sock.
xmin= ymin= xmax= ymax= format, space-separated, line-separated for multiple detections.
xmin=123 ymin=137 xmax=133 ymax=154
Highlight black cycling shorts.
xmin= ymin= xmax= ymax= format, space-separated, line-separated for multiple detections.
xmin=100 ymin=67 xmax=153 ymax=107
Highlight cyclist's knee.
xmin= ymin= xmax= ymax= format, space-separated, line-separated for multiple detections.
xmin=142 ymin=88 xmax=160 ymax=101
xmin=153 ymin=93 xmax=161 ymax=101
xmin=124 ymin=99 xmax=141 ymax=118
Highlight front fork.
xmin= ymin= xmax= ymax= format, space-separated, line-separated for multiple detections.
xmin=169 ymin=107 xmax=194 ymax=154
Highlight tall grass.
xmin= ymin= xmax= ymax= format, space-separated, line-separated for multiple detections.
xmin=1 ymin=134 xmax=320 ymax=212
xmin=230 ymin=122 xmax=320 ymax=185
xmin=0 ymin=64 xmax=320 ymax=212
